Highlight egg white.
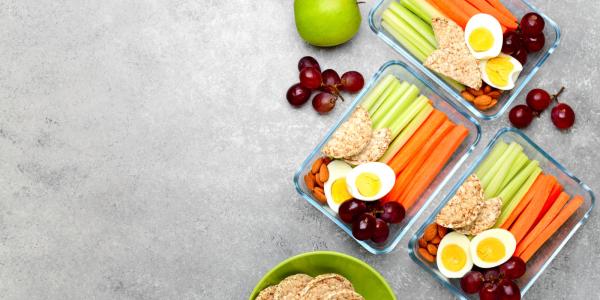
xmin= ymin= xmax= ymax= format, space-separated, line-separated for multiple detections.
xmin=464 ymin=14 xmax=503 ymax=60
xmin=470 ymin=228 xmax=516 ymax=269
xmin=436 ymin=232 xmax=473 ymax=278
xmin=323 ymin=160 xmax=353 ymax=213
xmin=345 ymin=162 xmax=395 ymax=201
xmin=480 ymin=54 xmax=523 ymax=90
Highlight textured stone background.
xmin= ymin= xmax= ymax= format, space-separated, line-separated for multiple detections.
xmin=1 ymin=0 xmax=598 ymax=299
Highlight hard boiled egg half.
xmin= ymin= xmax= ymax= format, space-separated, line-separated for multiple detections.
xmin=437 ymin=232 xmax=473 ymax=278
xmin=465 ymin=14 xmax=503 ymax=60
xmin=480 ymin=54 xmax=523 ymax=90
xmin=324 ymin=160 xmax=354 ymax=213
xmin=345 ymin=162 xmax=395 ymax=201
xmin=470 ymin=228 xmax=516 ymax=268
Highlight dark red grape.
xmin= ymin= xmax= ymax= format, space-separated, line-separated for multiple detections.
xmin=526 ymin=88 xmax=551 ymax=112
xmin=499 ymin=257 xmax=527 ymax=279
xmin=371 ymin=218 xmax=390 ymax=243
xmin=551 ymin=103 xmax=575 ymax=129
xmin=509 ymin=105 xmax=534 ymax=128
xmin=339 ymin=199 xmax=367 ymax=223
xmin=512 ymin=47 xmax=528 ymax=65
xmin=321 ymin=69 xmax=341 ymax=88
xmin=524 ymin=33 xmax=545 ymax=53
xmin=380 ymin=202 xmax=405 ymax=224
xmin=461 ymin=271 xmax=485 ymax=294
xmin=498 ymin=279 xmax=521 ymax=300
xmin=480 ymin=282 xmax=500 ymax=300
xmin=341 ymin=71 xmax=365 ymax=93
xmin=298 ymin=56 xmax=321 ymax=72
xmin=483 ymin=268 xmax=502 ymax=283
xmin=352 ymin=213 xmax=376 ymax=240
xmin=521 ymin=12 xmax=545 ymax=36
xmin=312 ymin=92 xmax=337 ymax=113
xmin=502 ymin=31 xmax=522 ymax=55
xmin=286 ymin=83 xmax=311 ymax=106
xmin=300 ymin=67 xmax=322 ymax=89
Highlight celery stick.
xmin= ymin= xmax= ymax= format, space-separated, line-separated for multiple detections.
xmin=381 ymin=21 xmax=428 ymax=62
xmin=371 ymin=81 xmax=410 ymax=127
xmin=382 ymin=10 xmax=435 ymax=56
xmin=389 ymin=2 xmax=437 ymax=47
xmin=375 ymin=84 xmax=420 ymax=129
xmin=497 ymin=160 xmax=539 ymax=206
xmin=389 ymin=95 xmax=429 ymax=138
xmin=379 ymin=104 xmax=433 ymax=163
xmin=475 ymin=141 xmax=508 ymax=179
xmin=368 ymin=78 xmax=400 ymax=116
xmin=495 ymin=167 xmax=542 ymax=227
xmin=481 ymin=142 xmax=520 ymax=189
xmin=499 ymin=152 xmax=528 ymax=192
xmin=361 ymin=74 xmax=396 ymax=112
xmin=401 ymin=0 xmax=446 ymax=24
xmin=485 ymin=147 xmax=522 ymax=198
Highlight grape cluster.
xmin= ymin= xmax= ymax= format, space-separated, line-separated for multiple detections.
xmin=339 ymin=200 xmax=405 ymax=244
xmin=286 ymin=56 xmax=365 ymax=113
xmin=461 ymin=257 xmax=526 ymax=300
xmin=501 ymin=12 xmax=546 ymax=65
xmin=509 ymin=87 xmax=574 ymax=130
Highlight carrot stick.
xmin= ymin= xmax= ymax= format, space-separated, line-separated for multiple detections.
xmin=519 ymin=195 xmax=584 ymax=263
xmin=400 ymin=125 xmax=468 ymax=209
xmin=449 ymin=0 xmax=480 ymax=17
xmin=387 ymin=110 xmax=447 ymax=175
xmin=465 ymin=0 xmax=518 ymax=30
xmin=427 ymin=0 xmax=470 ymax=28
xmin=509 ymin=175 xmax=557 ymax=243
xmin=486 ymin=0 xmax=517 ymax=22
xmin=384 ymin=120 xmax=454 ymax=204
xmin=499 ymin=174 xmax=545 ymax=229
xmin=515 ymin=191 xmax=570 ymax=257
xmin=532 ymin=183 xmax=563 ymax=228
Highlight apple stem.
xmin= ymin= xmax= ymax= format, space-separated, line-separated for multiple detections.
xmin=552 ymin=87 xmax=565 ymax=103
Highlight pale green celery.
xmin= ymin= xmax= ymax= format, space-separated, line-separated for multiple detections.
xmin=381 ymin=21 xmax=428 ymax=62
xmin=389 ymin=95 xmax=429 ymax=138
xmin=368 ymin=78 xmax=401 ymax=116
xmin=475 ymin=141 xmax=508 ymax=179
xmin=499 ymin=152 xmax=529 ymax=192
xmin=361 ymin=74 xmax=396 ymax=112
xmin=495 ymin=167 xmax=542 ymax=227
xmin=481 ymin=142 xmax=520 ymax=189
xmin=443 ymin=76 xmax=466 ymax=91
xmin=379 ymin=104 xmax=433 ymax=163
xmin=497 ymin=160 xmax=539 ymax=207
xmin=371 ymin=81 xmax=410 ymax=127
xmin=382 ymin=10 xmax=435 ymax=56
xmin=484 ymin=147 xmax=522 ymax=198
xmin=401 ymin=0 xmax=445 ymax=24
xmin=389 ymin=2 xmax=437 ymax=47
xmin=375 ymin=84 xmax=420 ymax=129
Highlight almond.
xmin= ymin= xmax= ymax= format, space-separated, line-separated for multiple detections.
xmin=322 ymin=157 xmax=332 ymax=165
xmin=315 ymin=175 xmax=324 ymax=188
xmin=467 ymin=87 xmax=484 ymax=96
xmin=437 ymin=225 xmax=448 ymax=238
xmin=484 ymin=85 xmax=492 ymax=94
xmin=319 ymin=164 xmax=329 ymax=183
xmin=305 ymin=173 xmax=316 ymax=191
xmin=474 ymin=95 xmax=493 ymax=107
xmin=461 ymin=91 xmax=475 ymax=102
xmin=311 ymin=158 xmax=323 ymax=174
xmin=312 ymin=187 xmax=327 ymax=203
xmin=478 ymin=99 xmax=498 ymax=111
xmin=418 ymin=238 xmax=427 ymax=248
xmin=427 ymin=244 xmax=438 ymax=256
xmin=487 ymin=91 xmax=502 ymax=99
xmin=418 ymin=247 xmax=435 ymax=263
xmin=430 ymin=236 xmax=441 ymax=245
xmin=423 ymin=223 xmax=438 ymax=241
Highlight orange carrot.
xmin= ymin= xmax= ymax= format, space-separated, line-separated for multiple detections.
xmin=500 ymin=174 xmax=545 ymax=229
xmin=486 ymin=0 xmax=517 ymax=21
xmin=400 ymin=125 xmax=468 ymax=209
xmin=519 ymin=195 xmax=584 ymax=263
xmin=509 ymin=175 xmax=557 ymax=243
xmin=384 ymin=120 xmax=454 ymax=203
xmin=427 ymin=0 xmax=470 ymax=28
xmin=466 ymin=0 xmax=518 ymax=30
xmin=449 ymin=0 xmax=480 ymax=17
xmin=388 ymin=110 xmax=447 ymax=175
xmin=515 ymin=191 xmax=570 ymax=257
xmin=532 ymin=183 xmax=563 ymax=228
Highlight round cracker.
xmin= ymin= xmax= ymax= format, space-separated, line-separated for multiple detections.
xmin=435 ymin=174 xmax=485 ymax=228
xmin=299 ymin=274 xmax=353 ymax=300
xmin=322 ymin=107 xmax=372 ymax=158
xmin=273 ymin=274 xmax=313 ymax=300
xmin=455 ymin=197 xmax=502 ymax=235
xmin=323 ymin=289 xmax=364 ymax=300
xmin=344 ymin=128 xmax=391 ymax=165
xmin=256 ymin=285 xmax=277 ymax=300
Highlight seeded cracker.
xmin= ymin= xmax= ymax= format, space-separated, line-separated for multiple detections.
xmin=273 ymin=274 xmax=313 ymax=300
xmin=257 ymin=285 xmax=277 ymax=300
xmin=344 ymin=128 xmax=391 ymax=165
xmin=322 ymin=106 xmax=372 ymax=158
xmin=323 ymin=289 xmax=364 ymax=300
xmin=455 ymin=197 xmax=503 ymax=236
xmin=299 ymin=274 xmax=353 ymax=300
xmin=435 ymin=175 xmax=485 ymax=228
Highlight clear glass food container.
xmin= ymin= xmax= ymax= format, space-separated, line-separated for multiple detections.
xmin=408 ymin=128 xmax=595 ymax=298
xmin=293 ymin=61 xmax=481 ymax=255
xmin=368 ymin=0 xmax=561 ymax=120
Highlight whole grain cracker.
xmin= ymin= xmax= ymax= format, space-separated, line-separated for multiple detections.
xmin=344 ymin=128 xmax=391 ymax=165
xmin=322 ymin=107 xmax=372 ymax=158
xmin=274 ymin=274 xmax=313 ymax=300
xmin=435 ymin=175 xmax=485 ymax=228
xmin=323 ymin=289 xmax=364 ymax=300
xmin=299 ymin=274 xmax=353 ymax=300
xmin=257 ymin=285 xmax=278 ymax=300
xmin=454 ymin=197 xmax=503 ymax=236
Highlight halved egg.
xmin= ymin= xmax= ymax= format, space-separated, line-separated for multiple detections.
xmin=470 ymin=228 xmax=516 ymax=269
xmin=480 ymin=54 xmax=523 ymax=90
xmin=324 ymin=160 xmax=354 ymax=213
xmin=436 ymin=232 xmax=473 ymax=278
xmin=465 ymin=14 xmax=503 ymax=60
xmin=345 ymin=162 xmax=395 ymax=201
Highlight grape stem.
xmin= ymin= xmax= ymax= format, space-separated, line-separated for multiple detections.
xmin=552 ymin=87 xmax=565 ymax=103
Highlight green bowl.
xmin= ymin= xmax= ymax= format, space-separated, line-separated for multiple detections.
xmin=249 ymin=251 xmax=396 ymax=300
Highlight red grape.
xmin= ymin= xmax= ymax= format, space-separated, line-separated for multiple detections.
xmin=526 ymin=89 xmax=551 ymax=112
xmin=461 ymin=271 xmax=485 ymax=294
xmin=341 ymin=71 xmax=365 ymax=93
xmin=502 ymin=31 xmax=522 ymax=55
xmin=321 ymin=69 xmax=341 ymax=88
xmin=286 ymin=83 xmax=311 ymax=106
xmin=300 ymin=67 xmax=322 ymax=90
xmin=499 ymin=257 xmax=527 ymax=279
xmin=498 ymin=279 xmax=521 ymax=300
xmin=312 ymin=92 xmax=337 ymax=113
xmin=512 ymin=47 xmax=528 ymax=65
xmin=371 ymin=218 xmax=390 ymax=243
xmin=509 ymin=105 xmax=534 ymax=128
xmin=483 ymin=268 xmax=502 ymax=283
xmin=551 ymin=103 xmax=575 ymax=129
xmin=298 ymin=56 xmax=321 ymax=72
xmin=339 ymin=199 xmax=367 ymax=223
xmin=352 ymin=213 xmax=376 ymax=240
xmin=479 ymin=282 xmax=500 ymax=300
xmin=521 ymin=12 xmax=545 ymax=36
xmin=524 ymin=33 xmax=545 ymax=53
xmin=380 ymin=202 xmax=405 ymax=224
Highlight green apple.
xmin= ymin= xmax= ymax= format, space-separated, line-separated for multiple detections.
xmin=294 ymin=0 xmax=361 ymax=47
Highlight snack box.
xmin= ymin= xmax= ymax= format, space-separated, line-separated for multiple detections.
xmin=369 ymin=0 xmax=560 ymax=120
xmin=293 ymin=61 xmax=481 ymax=254
xmin=408 ymin=128 xmax=594 ymax=298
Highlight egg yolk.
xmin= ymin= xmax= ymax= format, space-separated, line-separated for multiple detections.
xmin=476 ymin=237 xmax=506 ymax=263
xmin=485 ymin=56 xmax=514 ymax=87
xmin=331 ymin=178 xmax=353 ymax=204
xmin=441 ymin=244 xmax=467 ymax=272
xmin=355 ymin=172 xmax=381 ymax=197
xmin=469 ymin=28 xmax=494 ymax=52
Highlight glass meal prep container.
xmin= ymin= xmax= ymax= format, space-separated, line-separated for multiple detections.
xmin=293 ymin=61 xmax=481 ymax=255
xmin=368 ymin=0 xmax=561 ymax=120
xmin=408 ymin=128 xmax=595 ymax=298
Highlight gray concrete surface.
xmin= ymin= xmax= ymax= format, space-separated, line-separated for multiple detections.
xmin=0 ymin=0 xmax=598 ymax=299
